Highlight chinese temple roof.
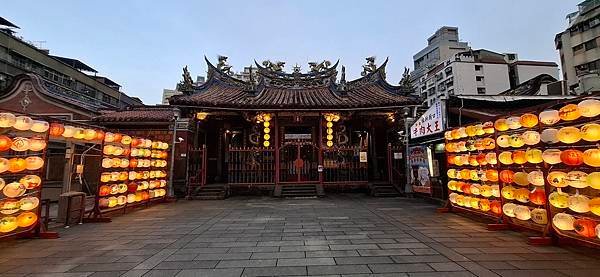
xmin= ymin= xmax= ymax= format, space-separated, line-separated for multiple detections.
xmin=93 ymin=106 xmax=177 ymax=123
xmin=170 ymin=57 xmax=418 ymax=110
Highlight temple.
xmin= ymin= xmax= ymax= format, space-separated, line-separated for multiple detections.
xmin=159 ymin=57 xmax=418 ymax=197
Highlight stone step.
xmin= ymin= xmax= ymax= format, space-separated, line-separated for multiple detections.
xmin=280 ymin=184 xmax=318 ymax=198
xmin=370 ymin=183 xmax=400 ymax=197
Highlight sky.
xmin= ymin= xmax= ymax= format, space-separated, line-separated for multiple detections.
xmin=4 ymin=0 xmax=582 ymax=104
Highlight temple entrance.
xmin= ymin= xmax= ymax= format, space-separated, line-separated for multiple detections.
xmin=279 ymin=126 xmax=319 ymax=183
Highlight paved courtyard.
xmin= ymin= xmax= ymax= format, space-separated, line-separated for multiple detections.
xmin=1 ymin=194 xmax=600 ymax=277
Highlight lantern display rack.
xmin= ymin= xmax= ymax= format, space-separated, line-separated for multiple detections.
xmin=97 ymin=133 xmax=134 ymax=212
xmin=127 ymin=137 xmax=169 ymax=204
xmin=444 ymin=124 xmax=503 ymax=219
xmin=443 ymin=97 xmax=600 ymax=247
xmin=537 ymin=98 xmax=600 ymax=246
xmin=0 ymin=112 xmax=49 ymax=238
xmin=493 ymin=113 xmax=551 ymax=233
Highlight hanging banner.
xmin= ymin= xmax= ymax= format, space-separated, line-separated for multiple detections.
xmin=410 ymin=100 xmax=444 ymax=139
xmin=408 ymin=146 xmax=432 ymax=195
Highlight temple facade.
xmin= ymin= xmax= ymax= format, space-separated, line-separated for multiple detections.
xmin=164 ymin=57 xmax=418 ymax=197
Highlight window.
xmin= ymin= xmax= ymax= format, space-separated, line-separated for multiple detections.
xmin=477 ymin=88 xmax=486 ymax=94
xmin=475 ymin=65 xmax=483 ymax=71
xmin=573 ymin=44 xmax=584 ymax=52
xmin=445 ymin=66 xmax=453 ymax=75
xmin=476 ymin=76 xmax=484 ymax=82
xmin=585 ymin=39 xmax=598 ymax=51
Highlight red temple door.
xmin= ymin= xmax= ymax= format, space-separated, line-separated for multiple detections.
xmin=279 ymin=142 xmax=319 ymax=183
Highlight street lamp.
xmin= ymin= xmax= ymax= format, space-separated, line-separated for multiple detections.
xmin=168 ymin=108 xmax=181 ymax=198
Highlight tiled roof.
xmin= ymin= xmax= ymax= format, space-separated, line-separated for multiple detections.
xmin=498 ymin=74 xmax=558 ymax=96
xmin=170 ymin=58 xmax=418 ymax=110
xmin=93 ymin=106 xmax=176 ymax=122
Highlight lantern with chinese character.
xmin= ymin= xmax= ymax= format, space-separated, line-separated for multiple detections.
xmin=49 ymin=123 xmax=65 ymax=137
xmin=527 ymin=170 xmax=545 ymax=187
xmin=539 ymin=109 xmax=560 ymax=125
xmin=494 ymin=118 xmax=509 ymax=131
xmin=583 ymin=148 xmax=600 ymax=167
xmin=530 ymin=189 xmax=546 ymax=205
xmin=30 ymin=120 xmax=49 ymax=133
xmin=566 ymin=171 xmax=588 ymax=189
xmin=557 ymin=126 xmax=582 ymax=144
xmin=548 ymin=171 xmax=568 ymax=188
xmin=569 ymin=193 xmax=591 ymax=213
xmin=26 ymin=157 xmax=44 ymax=171
xmin=542 ymin=149 xmax=562 ymax=164
xmin=519 ymin=113 xmax=538 ymax=128
xmin=581 ymin=123 xmax=600 ymax=142
xmin=503 ymin=203 xmax=517 ymax=217
xmin=549 ymin=190 xmax=569 ymax=208
xmin=0 ymin=113 xmax=16 ymax=128
xmin=561 ymin=149 xmax=584 ymax=166
xmin=578 ymin=98 xmax=600 ymax=117
xmin=28 ymin=138 xmax=46 ymax=151
xmin=13 ymin=116 xmax=33 ymax=131
xmin=558 ymin=104 xmax=581 ymax=121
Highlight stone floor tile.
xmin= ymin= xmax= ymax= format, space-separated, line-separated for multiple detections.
xmin=194 ymin=253 xmax=252 ymax=260
xmin=142 ymin=270 xmax=181 ymax=277
xmin=306 ymin=250 xmax=360 ymax=258
xmin=428 ymin=262 xmax=465 ymax=271
xmin=477 ymin=261 xmax=518 ymax=270
xmin=250 ymin=251 xmax=305 ymax=259
xmin=176 ymin=268 xmax=243 ymax=277
xmin=88 ymin=272 xmax=127 ymax=277
xmin=68 ymin=263 xmax=139 ymax=272
xmin=391 ymin=255 xmax=451 ymax=264
xmin=368 ymin=263 xmax=434 ymax=273
xmin=154 ymin=260 xmax=218 ymax=270
xmin=7 ymin=264 xmax=79 ymax=274
xmin=358 ymin=249 xmax=413 ymax=256
xmin=334 ymin=256 xmax=394 ymax=264
xmin=216 ymin=259 xmax=276 ymax=268
xmin=241 ymin=266 xmax=306 ymax=276
xmin=307 ymin=265 xmax=372 ymax=275
xmin=277 ymin=257 xmax=336 ymax=266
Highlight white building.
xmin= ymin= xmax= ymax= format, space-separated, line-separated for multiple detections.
xmin=410 ymin=27 xmax=470 ymax=83
xmin=555 ymin=0 xmax=600 ymax=94
xmin=417 ymin=49 xmax=560 ymax=107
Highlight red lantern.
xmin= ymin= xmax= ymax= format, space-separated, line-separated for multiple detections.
xmin=127 ymin=182 xmax=138 ymax=193
xmin=0 ymin=135 xmax=11 ymax=151
xmin=122 ymin=148 xmax=131 ymax=157
xmin=560 ymin=149 xmax=584 ymax=166
xmin=490 ymin=201 xmax=502 ymax=215
xmin=141 ymin=191 xmax=150 ymax=200
xmin=130 ymin=159 xmax=138 ymax=168
xmin=113 ymin=133 xmax=123 ymax=143
xmin=49 ymin=123 xmax=65 ymax=137
xmin=574 ymin=219 xmax=597 ymax=238
xmin=461 ymin=183 xmax=472 ymax=195
xmin=131 ymin=138 xmax=141 ymax=147
xmin=447 ymin=155 xmax=456 ymax=165
xmin=476 ymin=153 xmax=487 ymax=165
xmin=529 ymin=189 xmax=546 ymax=206
xmin=99 ymin=185 xmax=111 ymax=197
xmin=499 ymin=170 xmax=514 ymax=184
xmin=485 ymin=170 xmax=499 ymax=182
xmin=95 ymin=130 xmax=105 ymax=141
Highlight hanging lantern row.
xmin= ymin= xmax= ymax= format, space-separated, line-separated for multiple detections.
xmin=257 ymin=113 xmax=272 ymax=148
xmin=323 ymin=113 xmax=340 ymax=148
xmin=0 ymin=136 xmax=47 ymax=152
xmin=100 ymin=170 xmax=167 ymax=183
